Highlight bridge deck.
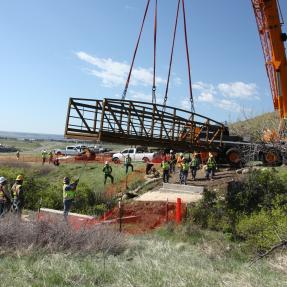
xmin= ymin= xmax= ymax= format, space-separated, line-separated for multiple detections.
xmin=65 ymin=98 xmax=225 ymax=150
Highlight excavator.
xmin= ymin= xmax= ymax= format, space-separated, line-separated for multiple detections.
xmin=64 ymin=0 xmax=287 ymax=166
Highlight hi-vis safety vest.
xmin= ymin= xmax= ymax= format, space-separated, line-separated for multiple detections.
xmin=103 ymin=165 xmax=112 ymax=175
xmin=0 ymin=186 xmax=6 ymax=202
xmin=162 ymin=162 xmax=169 ymax=170
xmin=11 ymin=184 xmax=21 ymax=199
xmin=207 ymin=158 xmax=216 ymax=168
xmin=191 ymin=157 xmax=199 ymax=167
xmin=181 ymin=162 xmax=189 ymax=171
xmin=125 ymin=157 xmax=132 ymax=164
xmin=63 ymin=184 xmax=76 ymax=200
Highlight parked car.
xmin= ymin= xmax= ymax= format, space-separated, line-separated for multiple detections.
xmin=54 ymin=145 xmax=87 ymax=156
xmin=112 ymin=147 xmax=155 ymax=163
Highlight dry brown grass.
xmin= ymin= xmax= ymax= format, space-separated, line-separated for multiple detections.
xmin=0 ymin=215 xmax=127 ymax=255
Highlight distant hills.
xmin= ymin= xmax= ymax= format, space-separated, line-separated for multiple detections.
xmin=228 ymin=112 xmax=280 ymax=141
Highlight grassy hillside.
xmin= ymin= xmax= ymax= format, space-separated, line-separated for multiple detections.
xmin=229 ymin=112 xmax=279 ymax=141
xmin=0 ymin=161 xmax=145 ymax=215
xmin=0 ymin=227 xmax=286 ymax=287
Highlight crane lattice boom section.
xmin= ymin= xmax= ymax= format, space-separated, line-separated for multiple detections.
xmin=65 ymin=98 xmax=225 ymax=150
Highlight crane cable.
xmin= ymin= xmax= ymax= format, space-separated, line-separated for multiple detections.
xmin=163 ymin=0 xmax=195 ymax=113
xmin=122 ymin=0 xmax=151 ymax=100
xmin=182 ymin=0 xmax=194 ymax=113
xmin=163 ymin=0 xmax=181 ymax=109
xmin=152 ymin=0 xmax=158 ymax=104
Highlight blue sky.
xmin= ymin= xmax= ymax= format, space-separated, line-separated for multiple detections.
xmin=0 ymin=0 xmax=286 ymax=134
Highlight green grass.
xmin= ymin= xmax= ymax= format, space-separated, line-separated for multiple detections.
xmin=0 ymin=229 xmax=286 ymax=287
xmin=0 ymin=161 xmax=145 ymax=215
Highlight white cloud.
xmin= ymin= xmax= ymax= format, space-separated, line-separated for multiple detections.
xmin=216 ymin=99 xmax=241 ymax=112
xmin=128 ymin=90 xmax=163 ymax=103
xmin=193 ymin=82 xmax=216 ymax=94
xmin=76 ymin=51 xmax=166 ymax=88
xmin=217 ymin=82 xmax=258 ymax=99
xmin=198 ymin=92 xmax=214 ymax=103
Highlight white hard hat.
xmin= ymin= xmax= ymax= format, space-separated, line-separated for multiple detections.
xmin=170 ymin=150 xmax=173 ymax=153
xmin=105 ymin=161 xmax=108 ymax=164
xmin=0 ymin=177 xmax=7 ymax=184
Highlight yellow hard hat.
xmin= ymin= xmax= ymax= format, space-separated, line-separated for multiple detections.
xmin=208 ymin=152 xmax=213 ymax=157
xmin=16 ymin=175 xmax=24 ymax=181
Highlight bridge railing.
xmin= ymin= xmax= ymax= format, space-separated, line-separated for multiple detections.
xmin=65 ymin=98 xmax=225 ymax=150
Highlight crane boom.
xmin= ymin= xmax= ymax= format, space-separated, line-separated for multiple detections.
xmin=251 ymin=0 xmax=287 ymax=123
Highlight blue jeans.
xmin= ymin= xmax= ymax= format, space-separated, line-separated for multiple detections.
xmin=163 ymin=170 xmax=169 ymax=183
xmin=180 ymin=171 xmax=188 ymax=185
xmin=205 ymin=168 xmax=215 ymax=179
xmin=63 ymin=199 xmax=74 ymax=218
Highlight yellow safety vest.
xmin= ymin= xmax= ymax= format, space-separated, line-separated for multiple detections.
xmin=0 ymin=186 xmax=6 ymax=202
xmin=63 ymin=184 xmax=76 ymax=200
xmin=11 ymin=184 xmax=21 ymax=199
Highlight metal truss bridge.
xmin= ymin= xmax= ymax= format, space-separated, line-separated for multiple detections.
xmin=65 ymin=98 xmax=227 ymax=151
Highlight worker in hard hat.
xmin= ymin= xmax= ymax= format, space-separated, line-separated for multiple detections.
xmin=103 ymin=161 xmax=114 ymax=184
xmin=63 ymin=177 xmax=79 ymax=219
xmin=48 ymin=151 xmax=53 ymax=164
xmin=206 ymin=153 xmax=217 ymax=180
xmin=41 ymin=149 xmax=48 ymax=165
xmin=11 ymin=175 xmax=25 ymax=216
xmin=177 ymin=153 xmax=184 ymax=169
xmin=124 ymin=154 xmax=134 ymax=174
xmin=0 ymin=177 xmax=10 ymax=217
xmin=190 ymin=152 xmax=200 ymax=180
xmin=161 ymin=159 xmax=170 ymax=183
xmin=169 ymin=150 xmax=176 ymax=174
xmin=180 ymin=158 xmax=190 ymax=185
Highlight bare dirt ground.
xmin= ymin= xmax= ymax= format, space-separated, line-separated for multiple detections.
xmin=168 ymin=167 xmax=241 ymax=190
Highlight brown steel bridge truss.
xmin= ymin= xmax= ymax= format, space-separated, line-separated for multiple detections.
xmin=65 ymin=98 xmax=225 ymax=151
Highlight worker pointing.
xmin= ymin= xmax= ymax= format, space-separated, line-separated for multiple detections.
xmin=63 ymin=177 xmax=79 ymax=219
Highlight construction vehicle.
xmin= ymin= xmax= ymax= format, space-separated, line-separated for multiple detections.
xmin=64 ymin=0 xmax=287 ymax=167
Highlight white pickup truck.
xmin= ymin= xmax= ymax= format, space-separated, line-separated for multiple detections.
xmin=112 ymin=147 xmax=155 ymax=163
xmin=54 ymin=145 xmax=87 ymax=156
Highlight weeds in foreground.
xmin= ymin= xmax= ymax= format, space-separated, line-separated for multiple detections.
xmin=0 ymin=215 xmax=127 ymax=255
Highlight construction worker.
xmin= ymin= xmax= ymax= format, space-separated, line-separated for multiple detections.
xmin=53 ymin=157 xmax=60 ymax=166
xmin=177 ymin=153 xmax=184 ymax=170
xmin=206 ymin=153 xmax=217 ymax=180
xmin=0 ymin=177 xmax=10 ymax=217
xmin=190 ymin=152 xmax=200 ymax=180
xmin=16 ymin=150 xmax=20 ymax=160
xmin=41 ymin=149 xmax=48 ymax=165
xmin=63 ymin=177 xmax=79 ymax=219
xmin=103 ymin=161 xmax=114 ymax=184
xmin=180 ymin=158 xmax=190 ymax=185
xmin=169 ymin=150 xmax=176 ymax=173
xmin=161 ymin=159 xmax=170 ymax=183
xmin=124 ymin=154 xmax=134 ymax=174
xmin=48 ymin=151 xmax=53 ymax=164
xmin=11 ymin=175 xmax=25 ymax=216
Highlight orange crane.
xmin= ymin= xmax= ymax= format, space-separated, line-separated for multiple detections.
xmin=251 ymin=0 xmax=287 ymax=136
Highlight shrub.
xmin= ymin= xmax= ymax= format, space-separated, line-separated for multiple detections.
xmin=191 ymin=169 xmax=287 ymax=250
xmin=0 ymin=215 xmax=128 ymax=255
xmin=236 ymin=208 xmax=287 ymax=251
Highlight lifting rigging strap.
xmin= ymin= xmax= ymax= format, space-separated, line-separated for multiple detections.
xmin=152 ymin=0 xmax=158 ymax=104
xmin=122 ymin=0 xmax=151 ymax=101
xmin=122 ymin=0 xmax=194 ymax=113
